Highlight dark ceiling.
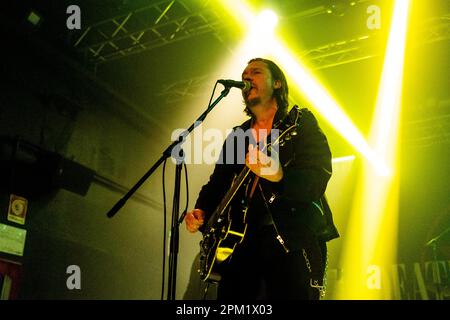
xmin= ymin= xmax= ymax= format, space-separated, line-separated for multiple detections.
xmin=3 ymin=0 xmax=450 ymax=154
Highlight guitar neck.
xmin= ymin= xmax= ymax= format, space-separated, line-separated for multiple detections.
xmin=205 ymin=165 xmax=252 ymax=230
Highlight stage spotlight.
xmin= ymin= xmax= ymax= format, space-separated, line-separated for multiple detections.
xmin=27 ymin=10 xmax=42 ymax=26
xmin=257 ymin=9 xmax=278 ymax=31
xmin=237 ymin=9 xmax=279 ymax=59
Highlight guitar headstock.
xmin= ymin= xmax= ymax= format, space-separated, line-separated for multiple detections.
xmin=261 ymin=105 xmax=304 ymax=152
xmin=273 ymin=105 xmax=303 ymax=146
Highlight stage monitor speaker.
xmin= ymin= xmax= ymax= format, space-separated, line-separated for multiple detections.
xmin=0 ymin=136 xmax=95 ymax=197
xmin=52 ymin=157 xmax=94 ymax=196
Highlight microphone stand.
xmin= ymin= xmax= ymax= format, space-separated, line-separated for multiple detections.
xmin=167 ymin=147 xmax=184 ymax=301
xmin=106 ymin=86 xmax=231 ymax=300
xmin=425 ymin=227 xmax=449 ymax=300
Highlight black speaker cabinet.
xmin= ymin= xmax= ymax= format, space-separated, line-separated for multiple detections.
xmin=0 ymin=136 xmax=94 ymax=197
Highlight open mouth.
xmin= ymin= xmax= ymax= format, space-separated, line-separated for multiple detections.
xmin=244 ymin=86 xmax=254 ymax=97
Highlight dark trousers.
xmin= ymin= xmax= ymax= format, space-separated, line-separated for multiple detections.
xmin=217 ymin=225 xmax=326 ymax=300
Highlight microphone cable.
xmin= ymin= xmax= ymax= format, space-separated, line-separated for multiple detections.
xmin=161 ymin=158 xmax=167 ymax=300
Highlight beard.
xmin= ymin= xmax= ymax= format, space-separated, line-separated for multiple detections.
xmin=244 ymin=96 xmax=261 ymax=109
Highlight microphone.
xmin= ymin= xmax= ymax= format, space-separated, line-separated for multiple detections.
xmin=217 ymin=79 xmax=251 ymax=91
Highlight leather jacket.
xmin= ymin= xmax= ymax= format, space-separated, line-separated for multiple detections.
xmin=195 ymin=107 xmax=339 ymax=251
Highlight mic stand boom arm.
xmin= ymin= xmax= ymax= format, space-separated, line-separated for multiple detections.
xmin=105 ymin=87 xmax=231 ymax=300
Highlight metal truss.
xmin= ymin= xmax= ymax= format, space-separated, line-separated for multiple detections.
xmin=155 ymin=34 xmax=381 ymax=104
xmin=156 ymin=74 xmax=210 ymax=104
xmin=73 ymin=0 xmax=374 ymax=66
xmin=303 ymin=13 xmax=450 ymax=70
xmin=157 ymin=13 xmax=450 ymax=103
xmin=421 ymin=14 xmax=450 ymax=45
xmin=302 ymin=34 xmax=379 ymax=70
xmin=73 ymin=0 xmax=449 ymax=105
xmin=72 ymin=0 xmax=225 ymax=64
xmin=73 ymin=0 xmax=450 ymax=68
xmin=405 ymin=97 xmax=450 ymax=148
xmin=405 ymin=114 xmax=450 ymax=148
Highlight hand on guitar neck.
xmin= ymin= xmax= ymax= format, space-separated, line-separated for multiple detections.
xmin=185 ymin=208 xmax=205 ymax=233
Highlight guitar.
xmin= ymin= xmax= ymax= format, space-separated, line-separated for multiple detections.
xmin=199 ymin=106 xmax=303 ymax=282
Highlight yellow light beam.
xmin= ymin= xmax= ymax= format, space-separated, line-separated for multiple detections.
xmin=372 ymin=0 xmax=411 ymax=160
xmin=335 ymin=0 xmax=411 ymax=299
xmin=332 ymin=155 xmax=356 ymax=164
xmin=270 ymin=41 xmax=389 ymax=176
xmin=218 ymin=0 xmax=389 ymax=176
xmin=218 ymin=0 xmax=254 ymax=31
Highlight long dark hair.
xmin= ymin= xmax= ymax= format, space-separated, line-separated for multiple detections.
xmin=244 ymin=58 xmax=289 ymax=117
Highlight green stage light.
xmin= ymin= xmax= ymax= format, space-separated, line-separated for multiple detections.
xmin=27 ymin=10 xmax=42 ymax=26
